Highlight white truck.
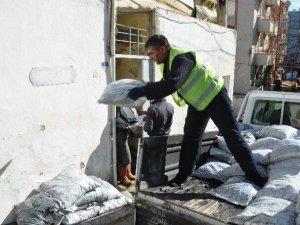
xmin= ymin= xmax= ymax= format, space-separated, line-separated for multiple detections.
xmin=237 ymin=90 xmax=300 ymax=129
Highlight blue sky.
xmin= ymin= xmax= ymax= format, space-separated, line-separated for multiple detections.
xmin=289 ymin=0 xmax=300 ymax=11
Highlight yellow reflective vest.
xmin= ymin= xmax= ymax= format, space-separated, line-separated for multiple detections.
xmin=160 ymin=47 xmax=224 ymax=111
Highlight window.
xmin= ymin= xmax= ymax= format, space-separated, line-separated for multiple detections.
xmin=250 ymin=100 xmax=292 ymax=126
xmin=115 ymin=24 xmax=148 ymax=56
xmin=287 ymin=102 xmax=300 ymax=129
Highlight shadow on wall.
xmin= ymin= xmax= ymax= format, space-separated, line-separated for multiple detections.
xmin=85 ymin=0 xmax=114 ymax=183
xmin=3 ymin=208 xmax=15 ymax=225
xmin=1 ymin=161 xmax=15 ymax=224
xmin=85 ymin=123 xmax=113 ymax=183
xmin=0 ymin=160 xmax=12 ymax=177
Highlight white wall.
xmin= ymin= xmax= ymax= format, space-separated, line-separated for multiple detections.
xmin=0 ymin=0 xmax=112 ymax=223
xmin=155 ymin=8 xmax=237 ymax=133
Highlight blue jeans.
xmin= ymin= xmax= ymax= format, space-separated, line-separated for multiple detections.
xmin=179 ymin=87 xmax=256 ymax=177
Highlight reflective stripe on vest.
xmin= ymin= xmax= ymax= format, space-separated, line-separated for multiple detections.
xmin=187 ymin=72 xmax=223 ymax=109
xmin=179 ymin=64 xmax=207 ymax=96
xmin=160 ymin=47 xmax=224 ymax=110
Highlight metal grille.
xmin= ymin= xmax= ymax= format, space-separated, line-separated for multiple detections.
xmin=115 ymin=24 xmax=149 ymax=56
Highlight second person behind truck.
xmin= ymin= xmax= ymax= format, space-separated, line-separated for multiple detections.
xmin=143 ymin=98 xmax=174 ymax=137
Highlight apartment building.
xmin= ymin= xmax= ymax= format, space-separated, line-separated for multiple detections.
xmin=234 ymin=0 xmax=289 ymax=95
xmin=285 ymin=9 xmax=300 ymax=78
xmin=232 ymin=0 xmax=290 ymax=112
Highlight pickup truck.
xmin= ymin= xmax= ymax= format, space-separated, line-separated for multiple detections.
xmin=11 ymin=90 xmax=300 ymax=225
xmin=74 ymin=90 xmax=300 ymax=225
xmin=237 ymin=90 xmax=300 ymax=129
xmin=134 ymin=90 xmax=300 ymax=225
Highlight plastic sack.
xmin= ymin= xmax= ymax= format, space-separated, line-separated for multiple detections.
xmin=268 ymin=168 xmax=300 ymax=184
xmin=245 ymin=128 xmax=263 ymax=139
xmin=38 ymin=165 xmax=100 ymax=210
xmin=220 ymin=163 xmax=268 ymax=182
xmin=219 ymin=163 xmax=245 ymax=181
xmin=192 ymin=161 xmax=230 ymax=182
xmin=238 ymin=123 xmax=254 ymax=131
xmin=229 ymin=149 xmax=272 ymax=165
xmin=269 ymin=158 xmax=300 ymax=172
xmin=98 ymin=79 xmax=147 ymax=108
xmin=63 ymin=197 xmax=127 ymax=225
xmin=216 ymin=136 xmax=230 ymax=152
xmin=270 ymin=138 xmax=300 ymax=163
xmin=15 ymin=192 xmax=64 ymax=225
xmin=256 ymin=172 xmax=300 ymax=203
xmin=209 ymin=147 xmax=233 ymax=164
xmin=208 ymin=176 xmax=261 ymax=207
xmin=258 ymin=125 xmax=298 ymax=140
xmin=206 ymin=157 xmax=223 ymax=163
xmin=297 ymin=215 xmax=300 ymax=225
xmin=297 ymin=191 xmax=300 ymax=225
xmin=250 ymin=137 xmax=280 ymax=150
xmin=74 ymin=176 xmax=127 ymax=207
xmin=216 ymin=132 xmax=255 ymax=153
xmin=241 ymin=130 xmax=256 ymax=145
xmin=297 ymin=190 xmax=300 ymax=213
xmin=227 ymin=196 xmax=296 ymax=225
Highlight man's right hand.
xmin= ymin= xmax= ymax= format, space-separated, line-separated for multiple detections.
xmin=128 ymin=87 xmax=145 ymax=101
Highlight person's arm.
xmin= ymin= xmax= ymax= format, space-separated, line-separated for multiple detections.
xmin=128 ymin=53 xmax=196 ymax=100
xmin=144 ymin=53 xmax=195 ymax=99
xmin=144 ymin=107 xmax=155 ymax=133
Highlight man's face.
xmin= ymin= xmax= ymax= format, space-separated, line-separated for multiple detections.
xmin=146 ymin=46 xmax=167 ymax=64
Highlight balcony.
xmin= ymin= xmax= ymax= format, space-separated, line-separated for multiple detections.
xmin=265 ymin=0 xmax=280 ymax=7
xmin=258 ymin=18 xmax=277 ymax=35
xmin=255 ymin=49 xmax=274 ymax=65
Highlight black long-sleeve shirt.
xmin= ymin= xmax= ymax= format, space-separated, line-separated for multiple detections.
xmin=144 ymin=50 xmax=196 ymax=100
xmin=144 ymin=99 xmax=174 ymax=136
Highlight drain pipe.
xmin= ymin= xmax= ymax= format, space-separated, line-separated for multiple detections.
xmin=110 ymin=0 xmax=117 ymax=186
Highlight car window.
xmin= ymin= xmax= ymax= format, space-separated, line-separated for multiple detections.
xmin=251 ymin=99 xmax=300 ymax=128
xmin=251 ymin=100 xmax=282 ymax=125
xmin=286 ymin=102 xmax=300 ymax=129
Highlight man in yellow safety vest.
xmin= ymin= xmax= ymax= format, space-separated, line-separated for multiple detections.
xmin=128 ymin=34 xmax=267 ymax=187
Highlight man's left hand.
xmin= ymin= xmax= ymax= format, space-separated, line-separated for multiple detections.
xmin=128 ymin=87 xmax=145 ymax=101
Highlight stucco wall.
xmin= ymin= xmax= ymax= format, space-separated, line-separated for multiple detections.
xmin=155 ymin=8 xmax=237 ymax=133
xmin=0 ymin=0 xmax=112 ymax=223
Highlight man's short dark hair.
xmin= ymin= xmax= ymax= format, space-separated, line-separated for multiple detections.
xmin=145 ymin=34 xmax=170 ymax=50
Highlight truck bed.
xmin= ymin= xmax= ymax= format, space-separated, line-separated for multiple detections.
xmin=135 ymin=133 xmax=244 ymax=225
xmin=137 ymin=178 xmax=243 ymax=225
